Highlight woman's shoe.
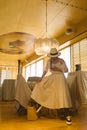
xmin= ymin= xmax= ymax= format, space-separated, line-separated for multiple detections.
xmin=66 ymin=116 xmax=72 ymax=125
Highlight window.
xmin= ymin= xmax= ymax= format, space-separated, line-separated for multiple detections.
xmin=25 ymin=66 xmax=30 ymax=81
xmin=36 ymin=60 xmax=43 ymax=77
xmin=31 ymin=63 xmax=36 ymax=76
xmin=0 ymin=69 xmax=11 ymax=85
xmin=60 ymin=47 xmax=71 ymax=77
xmin=25 ymin=59 xmax=43 ymax=81
xmin=71 ymin=38 xmax=87 ymax=71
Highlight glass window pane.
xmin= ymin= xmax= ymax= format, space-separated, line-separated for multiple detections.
xmin=36 ymin=60 xmax=43 ymax=77
xmin=25 ymin=66 xmax=30 ymax=81
xmin=60 ymin=47 xmax=70 ymax=77
xmin=30 ymin=63 xmax=35 ymax=76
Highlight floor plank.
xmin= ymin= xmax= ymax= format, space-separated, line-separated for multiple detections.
xmin=0 ymin=101 xmax=87 ymax=130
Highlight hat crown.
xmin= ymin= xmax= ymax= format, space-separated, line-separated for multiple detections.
xmin=50 ymin=48 xmax=58 ymax=54
xmin=47 ymin=48 xmax=61 ymax=57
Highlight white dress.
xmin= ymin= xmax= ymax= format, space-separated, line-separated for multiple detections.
xmin=15 ymin=74 xmax=31 ymax=108
xmin=31 ymin=58 xmax=72 ymax=109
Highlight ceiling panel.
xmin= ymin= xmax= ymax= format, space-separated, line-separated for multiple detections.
xmin=0 ymin=0 xmax=87 ymax=65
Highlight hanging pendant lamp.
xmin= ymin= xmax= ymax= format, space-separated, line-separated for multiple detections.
xmin=34 ymin=0 xmax=59 ymax=55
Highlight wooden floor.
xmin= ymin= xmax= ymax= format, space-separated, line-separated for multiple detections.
xmin=0 ymin=101 xmax=87 ymax=130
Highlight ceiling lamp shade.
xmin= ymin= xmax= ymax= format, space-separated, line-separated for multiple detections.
xmin=34 ymin=38 xmax=59 ymax=55
xmin=34 ymin=0 xmax=59 ymax=56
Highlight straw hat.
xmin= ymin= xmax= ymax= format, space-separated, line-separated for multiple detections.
xmin=47 ymin=48 xmax=61 ymax=57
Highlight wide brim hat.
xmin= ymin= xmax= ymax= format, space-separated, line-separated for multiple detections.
xmin=47 ymin=48 xmax=61 ymax=57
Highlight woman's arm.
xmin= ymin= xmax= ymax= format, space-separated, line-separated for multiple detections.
xmin=62 ymin=59 xmax=68 ymax=73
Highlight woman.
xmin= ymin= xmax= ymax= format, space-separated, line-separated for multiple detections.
xmin=31 ymin=48 xmax=72 ymax=120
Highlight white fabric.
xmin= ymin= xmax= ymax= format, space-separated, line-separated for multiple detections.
xmin=76 ymin=71 xmax=86 ymax=102
xmin=81 ymin=71 xmax=87 ymax=100
xmin=15 ymin=74 xmax=31 ymax=108
xmin=67 ymin=72 xmax=80 ymax=109
xmin=2 ymin=79 xmax=16 ymax=101
xmin=67 ymin=71 xmax=87 ymax=109
xmin=31 ymin=59 xmax=72 ymax=109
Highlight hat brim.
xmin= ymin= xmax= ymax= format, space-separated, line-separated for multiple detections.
xmin=47 ymin=52 xmax=61 ymax=57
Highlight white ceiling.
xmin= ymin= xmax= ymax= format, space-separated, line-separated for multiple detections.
xmin=0 ymin=0 xmax=87 ymax=65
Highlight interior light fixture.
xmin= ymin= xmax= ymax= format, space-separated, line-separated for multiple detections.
xmin=34 ymin=0 xmax=59 ymax=55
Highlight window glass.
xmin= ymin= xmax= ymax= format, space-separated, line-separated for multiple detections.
xmin=36 ymin=60 xmax=43 ymax=77
xmin=60 ymin=47 xmax=70 ymax=77
xmin=30 ymin=63 xmax=36 ymax=76
xmin=25 ymin=59 xmax=43 ymax=80
xmin=0 ymin=69 xmax=11 ymax=85
xmin=25 ymin=66 xmax=30 ymax=81
xmin=71 ymin=38 xmax=87 ymax=71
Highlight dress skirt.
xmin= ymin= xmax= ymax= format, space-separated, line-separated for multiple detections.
xmin=31 ymin=71 xmax=72 ymax=109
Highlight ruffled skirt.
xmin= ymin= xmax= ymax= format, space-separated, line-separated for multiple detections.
xmin=31 ymin=71 xmax=72 ymax=109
